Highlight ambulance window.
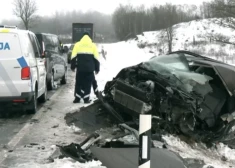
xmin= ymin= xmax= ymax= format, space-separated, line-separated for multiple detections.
xmin=34 ymin=35 xmax=42 ymax=55
xmin=29 ymin=33 xmax=40 ymax=58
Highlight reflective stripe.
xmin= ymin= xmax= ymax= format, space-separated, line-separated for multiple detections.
xmin=81 ymin=90 xmax=84 ymax=94
xmin=77 ymin=51 xmax=93 ymax=55
xmin=0 ymin=29 xmax=10 ymax=33
xmin=84 ymin=94 xmax=90 ymax=98
xmin=76 ymin=93 xmax=81 ymax=98
xmin=0 ymin=62 xmax=19 ymax=96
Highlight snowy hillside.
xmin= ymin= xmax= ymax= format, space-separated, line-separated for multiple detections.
xmin=134 ymin=18 xmax=235 ymax=64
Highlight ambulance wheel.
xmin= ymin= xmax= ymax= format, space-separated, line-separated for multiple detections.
xmin=39 ymin=80 xmax=47 ymax=103
xmin=28 ymin=89 xmax=38 ymax=114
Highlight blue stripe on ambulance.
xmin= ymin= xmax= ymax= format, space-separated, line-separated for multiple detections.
xmin=17 ymin=56 xmax=28 ymax=68
xmin=17 ymin=56 xmax=33 ymax=92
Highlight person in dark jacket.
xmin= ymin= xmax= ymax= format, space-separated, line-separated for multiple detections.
xmin=71 ymin=32 xmax=100 ymax=103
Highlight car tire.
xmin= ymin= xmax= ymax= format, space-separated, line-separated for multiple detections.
xmin=61 ymin=69 xmax=67 ymax=85
xmin=28 ymin=89 xmax=38 ymax=114
xmin=39 ymin=80 xmax=47 ymax=103
xmin=47 ymin=72 xmax=56 ymax=90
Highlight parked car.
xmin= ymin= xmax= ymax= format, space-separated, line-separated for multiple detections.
xmin=35 ymin=33 xmax=68 ymax=90
xmin=0 ymin=26 xmax=47 ymax=114
xmin=98 ymin=50 xmax=235 ymax=147
xmin=67 ymin=44 xmax=74 ymax=64
xmin=63 ymin=45 xmax=69 ymax=53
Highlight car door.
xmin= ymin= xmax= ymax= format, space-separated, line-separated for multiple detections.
xmin=52 ymin=36 xmax=66 ymax=78
xmin=29 ymin=33 xmax=46 ymax=97
xmin=43 ymin=35 xmax=60 ymax=81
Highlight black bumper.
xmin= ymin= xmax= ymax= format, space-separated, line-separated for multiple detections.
xmin=0 ymin=92 xmax=34 ymax=103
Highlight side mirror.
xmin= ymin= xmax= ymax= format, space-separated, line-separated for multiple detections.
xmin=42 ymin=50 xmax=50 ymax=57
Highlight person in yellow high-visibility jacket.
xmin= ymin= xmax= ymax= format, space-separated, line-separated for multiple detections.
xmin=71 ymin=32 xmax=100 ymax=104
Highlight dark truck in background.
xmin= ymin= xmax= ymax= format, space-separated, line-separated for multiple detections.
xmin=72 ymin=23 xmax=94 ymax=43
xmin=67 ymin=23 xmax=94 ymax=63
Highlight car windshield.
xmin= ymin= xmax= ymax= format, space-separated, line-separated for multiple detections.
xmin=147 ymin=53 xmax=190 ymax=71
xmin=141 ymin=53 xmax=213 ymax=95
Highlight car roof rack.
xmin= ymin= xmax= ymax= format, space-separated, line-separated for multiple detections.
xmin=0 ymin=25 xmax=18 ymax=29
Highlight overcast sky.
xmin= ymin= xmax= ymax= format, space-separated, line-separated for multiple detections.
xmin=0 ymin=0 xmax=211 ymax=21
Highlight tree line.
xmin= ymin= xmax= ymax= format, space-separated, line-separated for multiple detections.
xmin=2 ymin=0 xmax=235 ymax=43
xmin=112 ymin=4 xmax=199 ymax=41
xmin=2 ymin=0 xmax=116 ymax=42
xmin=112 ymin=0 xmax=235 ymax=40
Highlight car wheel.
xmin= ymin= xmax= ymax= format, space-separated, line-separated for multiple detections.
xmin=47 ymin=72 xmax=56 ymax=90
xmin=39 ymin=80 xmax=47 ymax=103
xmin=28 ymin=89 xmax=38 ymax=114
xmin=61 ymin=69 xmax=67 ymax=85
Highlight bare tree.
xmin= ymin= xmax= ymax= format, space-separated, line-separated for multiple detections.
xmin=12 ymin=0 xmax=38 ymax=30
xmin=209 ymin=0 xmax=235 ymax=29
xmin=162 ymin=4 xmax=178 ymax=53
xmin=166 ymin=27 xmax=175 ymax=53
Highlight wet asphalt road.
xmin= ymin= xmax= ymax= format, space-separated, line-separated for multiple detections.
xmin=0 ymin=89 xmax=57 ymax=146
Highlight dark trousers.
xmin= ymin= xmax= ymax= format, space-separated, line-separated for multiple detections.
xmin=75 ymin=74 xmax=98 ymax=97
xmin=92 ymin=78 xmax=98 ymax=95
xmin=75 ymin=71 xmax=95 ymax=102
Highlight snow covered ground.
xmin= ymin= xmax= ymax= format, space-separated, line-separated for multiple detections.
xmin=2 ymin=18 xmax=235 ymax=167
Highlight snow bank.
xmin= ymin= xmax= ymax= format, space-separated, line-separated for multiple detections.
xmin=16 ymin=158 xmax=105 ymax=168
xmin=163 ymin=135 xmax=235 ymax=168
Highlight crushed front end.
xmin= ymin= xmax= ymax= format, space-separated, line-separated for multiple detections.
xmin=99 ymin=52 xmax=235 ymax=146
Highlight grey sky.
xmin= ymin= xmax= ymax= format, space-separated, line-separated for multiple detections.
xmin=0 ymin=0 xmax=211 ymax=21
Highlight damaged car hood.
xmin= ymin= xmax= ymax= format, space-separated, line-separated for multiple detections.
xmin=140 ymin=53 xmax=213 ymax=96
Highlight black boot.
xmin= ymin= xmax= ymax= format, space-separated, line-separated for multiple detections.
xmin=73 ymin=98 xmax=80 ymax=103
xmin=84 ymin=99 xmax=91 ymax=104
xmin=95 ymin=91 xmax=98 ymax=98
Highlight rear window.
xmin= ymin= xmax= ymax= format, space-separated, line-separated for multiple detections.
xmin=0 ymin=32 xmax=22 ymax=59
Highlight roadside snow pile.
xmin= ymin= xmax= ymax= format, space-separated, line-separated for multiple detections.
xmin=135 ymin=18 xmax=235 ymax=62
xmin=68 ymin=123 xmax=82 ymax=134
xmin=16 ymin=158 xmax=105 ymax=168
xmin=48 ymin=159 xmax=105 ymax=168
xmin=163 ymin=135 xmax=235 ymax=168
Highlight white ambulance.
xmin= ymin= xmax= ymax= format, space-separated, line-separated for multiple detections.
xmin=0 ymin=26 xmax=47 ymax=114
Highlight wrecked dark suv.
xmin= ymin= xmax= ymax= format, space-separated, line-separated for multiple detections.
xmin=99 ymin=50 xmax=235 ymax=146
